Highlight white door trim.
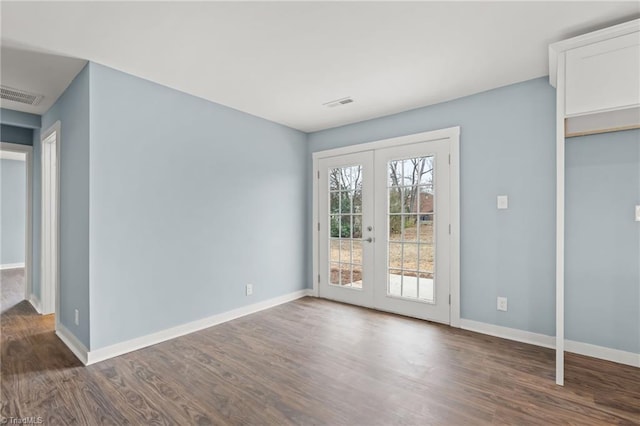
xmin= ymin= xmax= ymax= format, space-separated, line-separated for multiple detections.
xmin=555 ymin=53 xmax=566 ymax=386
xmin=0 ymin=142 xmax=33 ymax=304
xmin=312 ymin=126 xmax=461 ymax=327
xmin=40 ymin=121 xmax=61 ymax=318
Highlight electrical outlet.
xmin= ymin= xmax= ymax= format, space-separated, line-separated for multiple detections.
xmin=74 ymin=309 xmax=79 ymax=325
xmin=246 ymin=284 xmax=253 ymax=296
xmin=635 ymin=205 xmax=640 ymax=222
xmin=497 ymin=297 xmax=508 ymax=312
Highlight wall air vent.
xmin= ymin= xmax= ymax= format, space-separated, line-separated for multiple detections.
xmin=0 ymin=85 xmax=44 ymax=106
xmin=323 ymin=96 xmax=354 ymax=108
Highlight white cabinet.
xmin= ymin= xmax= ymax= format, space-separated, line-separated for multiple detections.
xmin=549 ymin=19 xmax=640 ymax=135
xmin=565 ymin=32 xmax=640 ymax=116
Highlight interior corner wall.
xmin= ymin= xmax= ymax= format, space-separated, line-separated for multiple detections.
xmin=87 ymin=62 xmax=307 ymax=350
xmin=41 ymin=64 xmax=91 ymax=348
xmin=566 ymin=129 xmax=640 ymax=354
xmin=308 ymin=77 xmax=557 ymax=336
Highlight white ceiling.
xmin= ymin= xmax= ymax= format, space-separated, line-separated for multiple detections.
xmin=1 ymin=2 xmax=638 ymax=132
xmin=0 ymin=45 xmax=87 ymax=115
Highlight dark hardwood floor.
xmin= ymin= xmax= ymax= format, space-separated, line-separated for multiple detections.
xmin=2 ymin=269 xmax=639 ymax=425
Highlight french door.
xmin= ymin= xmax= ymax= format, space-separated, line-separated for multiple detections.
xmin=318 ymin=139 xmax=452 ymax=324
xmin=318 ymin=151 xmax=375 ymax=308
xmin=373 ymin=140 xmax=451 ymax=323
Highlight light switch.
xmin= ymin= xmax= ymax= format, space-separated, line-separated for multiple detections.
xmin=497 ymin=195 xmax=509 ymax=210
xmin=636 ymin=205 xmax=640 ymax=222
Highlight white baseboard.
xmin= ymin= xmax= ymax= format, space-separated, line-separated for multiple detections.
xmin=460 ymin=319 xmax=556 ymax=349
xmin=460 ymin=318 xmax=639 ymax=368
xmin=56 ymin=323 xmax=88 ymax=365
xmin=28 ymin=293 xmax=41 ymax=314
xmin=565 ymin=339 xmax=640 ymax=368
xmin=84 ymin=288 xmax=313 ymax=365
xmin=0 ymin=262 xmax=25 ymax=270
xmin=55 ymin=290 xmax=637 ymax=369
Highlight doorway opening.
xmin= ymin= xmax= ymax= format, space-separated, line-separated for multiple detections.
xmin=0 ymin=142 xmax=33 ymax=312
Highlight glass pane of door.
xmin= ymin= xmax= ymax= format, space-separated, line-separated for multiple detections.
xmin=386 ymin=156 xmax=435 ymax=303
xmin=329 ymin=165 xmax=363 ymax=288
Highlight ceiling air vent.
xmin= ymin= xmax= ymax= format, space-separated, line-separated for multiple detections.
xmin=323 ymin=96 xmax=354 ymax=108
xmin=0 ymin=85 xmax=44 ymax=106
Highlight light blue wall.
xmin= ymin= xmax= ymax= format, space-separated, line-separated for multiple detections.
xmin=1 ymin=159 xmax=26 ymax=265
xmin=566 ymin=129 xmax=640 ymax=353
xmin=308 ymin=77 xmax=557 ymax=336
xmin=1 ymin=125 xmax=33 ymax=145
xmin=42 ymin=64 xmax=91 ymax=346
xmin=88 ymin=63 xmax=307 ymax=350
xmin=0 ymin=108 xmax=41 ymax=130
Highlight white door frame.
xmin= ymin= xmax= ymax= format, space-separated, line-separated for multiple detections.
xmin=555 ymin=53 xmax=566 ymax=386
xmin=40 ymin=121 xmax=61 ymax=316
xmin=312 ymin=126 xmax=461 ymax=327
xmin=0 ymin=142 xmax=33 ymax=305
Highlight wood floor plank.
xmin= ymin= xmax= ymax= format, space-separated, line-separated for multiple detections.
xmin=2 ymin=269 xmax=639 ymax=425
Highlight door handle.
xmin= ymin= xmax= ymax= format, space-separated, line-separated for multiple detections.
xmin=363 ymin=237 xmax=373 ymax=243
